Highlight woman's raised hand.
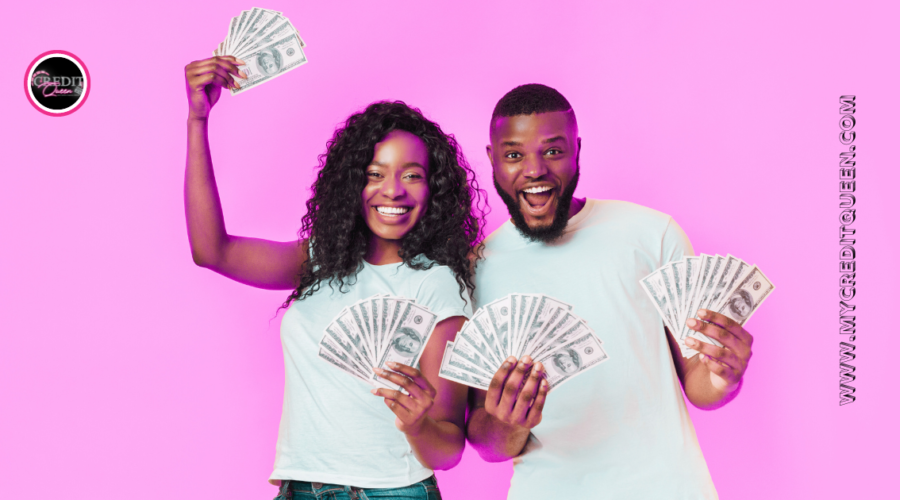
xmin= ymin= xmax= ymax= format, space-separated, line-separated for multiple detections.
xmin=372 ymin=363 xmax=438 ymax=436
xmin=184 ymin=56 xmax=246 ymax=120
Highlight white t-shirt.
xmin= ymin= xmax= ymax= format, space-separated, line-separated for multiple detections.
xmin=473 ymin=199 xmax=718 ymax=500
xmin=271 ymin=259 xmax=472 ymax=488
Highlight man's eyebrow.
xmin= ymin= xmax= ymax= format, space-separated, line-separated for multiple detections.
xmin=501 ymin=140 xmax=523 ymax=147
xmin=542 ymin=136 xmax=566 ymax=144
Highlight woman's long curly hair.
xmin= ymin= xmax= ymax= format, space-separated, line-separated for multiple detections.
xmin=282 ymin=101 xmax=486 ymax=308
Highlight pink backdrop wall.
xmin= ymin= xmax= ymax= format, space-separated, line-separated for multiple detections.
xmin=2 ymin=1 xmax=897 ymax=498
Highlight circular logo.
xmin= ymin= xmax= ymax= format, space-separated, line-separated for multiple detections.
xmin=584 ymin=347 xmax=594 ymax=355
xmin=500 ymin=307 xmax=508 ymax=316
xmin=752 ymin=281 xmax=761 ymax=290
xmin=413 ymin=315 xmax=423 ymax=324
xmin=24 ymin=50 xmax=90 ymax=116
xmin=286 ymin=47 xmax=295 ymax=57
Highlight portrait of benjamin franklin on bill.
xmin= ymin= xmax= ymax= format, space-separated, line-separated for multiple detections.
xmin=550 ymin=348 xmax=581 ymax=375
xmin=726 ymin=289 xmax=754 ymax=321
xmin=256 ymin=48 xmax=283 ymax=76
xmin=391 ymin=327 xmax=422 ymax=355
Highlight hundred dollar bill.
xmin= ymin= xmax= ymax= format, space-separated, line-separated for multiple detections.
xmin=712 ymin=258 xmax=750 ymax=312
xmin=335 ymin=309 xmax=375 ymax=369
xmin=323 ymin=322 xmax=372 ymax=374
xmin=469 ymin=310 xmax=504 ymax=366
xmin=671 ymin=260 xmax=686 ymax=323
xmin=639 ymin=270 xmax=676 ymax=332
xmin=708 ymin=255 xmax=738 ymax=312
xmin=350 ymin=302 xmax=375 ymax=362
xmin=519 ymin=295 xmax=573 ymax=359
xmin=438 ymin=341 xmax=491 ymax=390
xmin=681 ymin=254 xmax=713 ymax=340
xmin=319 ymin=334 xmax=370 ymax=380
xmin=536 ymin=332 xmax=609 ymax=390
xmin=231 ymin=33 xmax=308 ymax=95
xmin=232 ymin=8 xmax=280 ymax=55
xmin=687 ymin=254 xmax=724 ymax=346
xmin=530 ymin=313 xmax=593 ymax=361
xmin=451 ymin=336 xmax=498 ymax=376
xmin=484 ymin=296 xmax=512 ymax=355
xmin=318 ymin=346 xmax=373 ymax=385
xmin=371 ymin=302 xmax=437 ymax=388
xmin=659 ymin=265 xmax=682 ymax=332
xmin=714 ymin=266 xmax=775 ymax=325
xmin=456 ymin=321 xmax=503 ymax=368
xmin=682 ymin=256 xmax=700 ymax=327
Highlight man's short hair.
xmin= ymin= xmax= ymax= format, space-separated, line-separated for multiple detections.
xmin=491 ymin=83 xmax=573 ymax=123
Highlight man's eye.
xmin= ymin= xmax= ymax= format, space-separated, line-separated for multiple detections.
xmin=505 ymin=152 xmax=522 ymax=159
xmin=545 ymin=149 xmax=562 ymax=156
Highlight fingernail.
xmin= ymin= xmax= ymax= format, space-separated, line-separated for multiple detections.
xmin=501 ymin=362 xmax=511 ymax=369
xmin=687 ymin=318 xmax=697 ymax=328
xmin=534 ymin=362 xmax=543 ymax=372
xmin=699 ymin=353 xmax=707 ymax=361
xmin=239 ymin=71 xmax=247 ymax=78
xmin=506 ymin=356 xmax=516 ymax=363
xmin=374 ymin=368 xmax=384 ymax=374
xmin=370 ymin=389 xmax=378 ymax=395
xmin=522 ymin=355 xmax=533 ymax=364
xmin=541 ymin=379 xmax=548 ymax=389
xmin=698 ymin=309 xmax=708 ymax=317
xmin=236 ymin=59 xmax=247 ymax=65
xmin=387 ymin=362 xmax=398 ymax=369
xmin=685 ymin=337 xmax=696 ymax=346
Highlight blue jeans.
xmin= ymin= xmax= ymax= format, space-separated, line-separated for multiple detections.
xmin=273 ymin=476 xmax=441 ymax=500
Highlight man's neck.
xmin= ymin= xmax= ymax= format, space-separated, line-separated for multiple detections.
xmin=568 ymin=197 xmax=587 ymax=220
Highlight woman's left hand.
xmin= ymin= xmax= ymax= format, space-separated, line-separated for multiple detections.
xmin=372 ymin=362 xmax=436 ymax=436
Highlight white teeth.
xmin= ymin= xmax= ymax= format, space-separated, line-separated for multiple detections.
xmin=376 ymin=206 xmax=410 ymax=215
xmin=523 ymin=186 xmax=553 ymax=194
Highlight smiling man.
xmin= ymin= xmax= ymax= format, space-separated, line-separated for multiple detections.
xmin=466 ymin=84 xmax=754 ymax=499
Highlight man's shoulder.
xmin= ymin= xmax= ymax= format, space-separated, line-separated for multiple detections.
xmin=580 ymin=199 xmax=673 ymax=227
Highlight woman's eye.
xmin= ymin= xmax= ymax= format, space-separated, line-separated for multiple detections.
xmin=366 ymin=171 xmax=382 ymax=178
xmin=404 ymin=173 xmax=423 ymax=180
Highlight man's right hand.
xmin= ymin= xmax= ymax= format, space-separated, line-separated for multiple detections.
xmin=184 ymin=56 xmax=246 ymax=120
xmin=484 ymin=355 xmax=549 ymax=431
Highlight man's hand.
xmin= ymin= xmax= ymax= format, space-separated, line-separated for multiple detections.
xmin=684 ymin=309 xmax=753 ymax=393
xmin=484 ymin=355 xmax=549 ymax=431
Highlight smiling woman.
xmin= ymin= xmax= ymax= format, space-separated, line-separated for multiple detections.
xmin=183 ymin=55 xmax=487 ymax=499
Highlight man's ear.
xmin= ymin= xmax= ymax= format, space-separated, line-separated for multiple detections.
xmin=576 ymin=137 xmax=581 ymax=165
xmin=485 ymin=145 xmax=494 ymax=168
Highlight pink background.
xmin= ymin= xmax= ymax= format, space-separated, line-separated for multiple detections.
xmin=2 ymin=1 xmax=897 ymax=498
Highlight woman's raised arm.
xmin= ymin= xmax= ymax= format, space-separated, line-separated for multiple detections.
xmin=184 ymin=56 xmax=306 ymax=290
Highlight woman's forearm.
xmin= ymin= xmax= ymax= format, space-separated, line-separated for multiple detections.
xmin=185 ymin=117 xmax=229 ymax=268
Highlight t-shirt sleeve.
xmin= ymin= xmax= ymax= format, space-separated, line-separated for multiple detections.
xmin=661 ymin=216 xmax=695 ymax=265
xmin=416 ymin=266 xmax=474 ymax=323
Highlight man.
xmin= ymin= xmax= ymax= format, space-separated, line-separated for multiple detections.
xmin=466 ymin=84 xmax=753 ymax=499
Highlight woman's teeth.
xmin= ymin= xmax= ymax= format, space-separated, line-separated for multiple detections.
xmin=376 ymin=206 xmax=411 ymax=216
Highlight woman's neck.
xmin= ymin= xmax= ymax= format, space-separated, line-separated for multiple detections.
xmin=364 ymin=236 xmax=403 ymax=265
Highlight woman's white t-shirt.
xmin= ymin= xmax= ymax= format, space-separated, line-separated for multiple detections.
xmin=270 ymin=260 xmax=472 ymax=488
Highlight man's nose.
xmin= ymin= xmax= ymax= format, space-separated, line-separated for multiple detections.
xmin=521 ymin=155 xmax=549 ymax=180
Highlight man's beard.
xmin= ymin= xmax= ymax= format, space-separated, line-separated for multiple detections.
xmin=493 ymin=167 xmax=580 ymax=244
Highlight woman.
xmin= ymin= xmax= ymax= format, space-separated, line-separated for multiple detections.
xmin=184 ymin=55 xmax=484 ymax=499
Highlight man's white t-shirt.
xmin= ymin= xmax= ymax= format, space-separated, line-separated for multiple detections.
xmin=473 ymin=199 xmax=718 ymax=500
xmin=272 ymin=260 xmax=472 ymax=488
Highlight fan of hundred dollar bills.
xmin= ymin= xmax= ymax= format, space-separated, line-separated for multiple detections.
xmin=212 ymin=7 xmax=308 ymax=95
xmin=640 ymin=254 xmax=775 ymax=358
xmin=439 ymin=294 xmax=609 ymax=391
xmin=318 ymin=295 xmax=437 ymax=391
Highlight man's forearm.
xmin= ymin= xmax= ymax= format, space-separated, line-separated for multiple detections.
xmin=466 ymin=407 xmax=531 ymax=462
xmin=405 ymin=417 xmax=466 ymax=471
xmin=684 ymin=364 xmax=742 ymax=410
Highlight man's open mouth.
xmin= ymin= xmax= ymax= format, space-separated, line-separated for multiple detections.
xmin=520 ymin=185 xmax=555 ymax=214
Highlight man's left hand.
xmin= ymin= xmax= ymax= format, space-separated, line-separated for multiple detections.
xmin=684 ymin=309 xmax=753 ymax=393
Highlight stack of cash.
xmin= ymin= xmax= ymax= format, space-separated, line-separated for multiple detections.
xmin=318 ymin=295 xmax=438 ymax=391
xmin=212 ymin=7 xmax=308 ymax=95
xmin=439 ymin=294 xmax=609 ymax=391
xmin=640 ymin=254 xmax=776 ymax=357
